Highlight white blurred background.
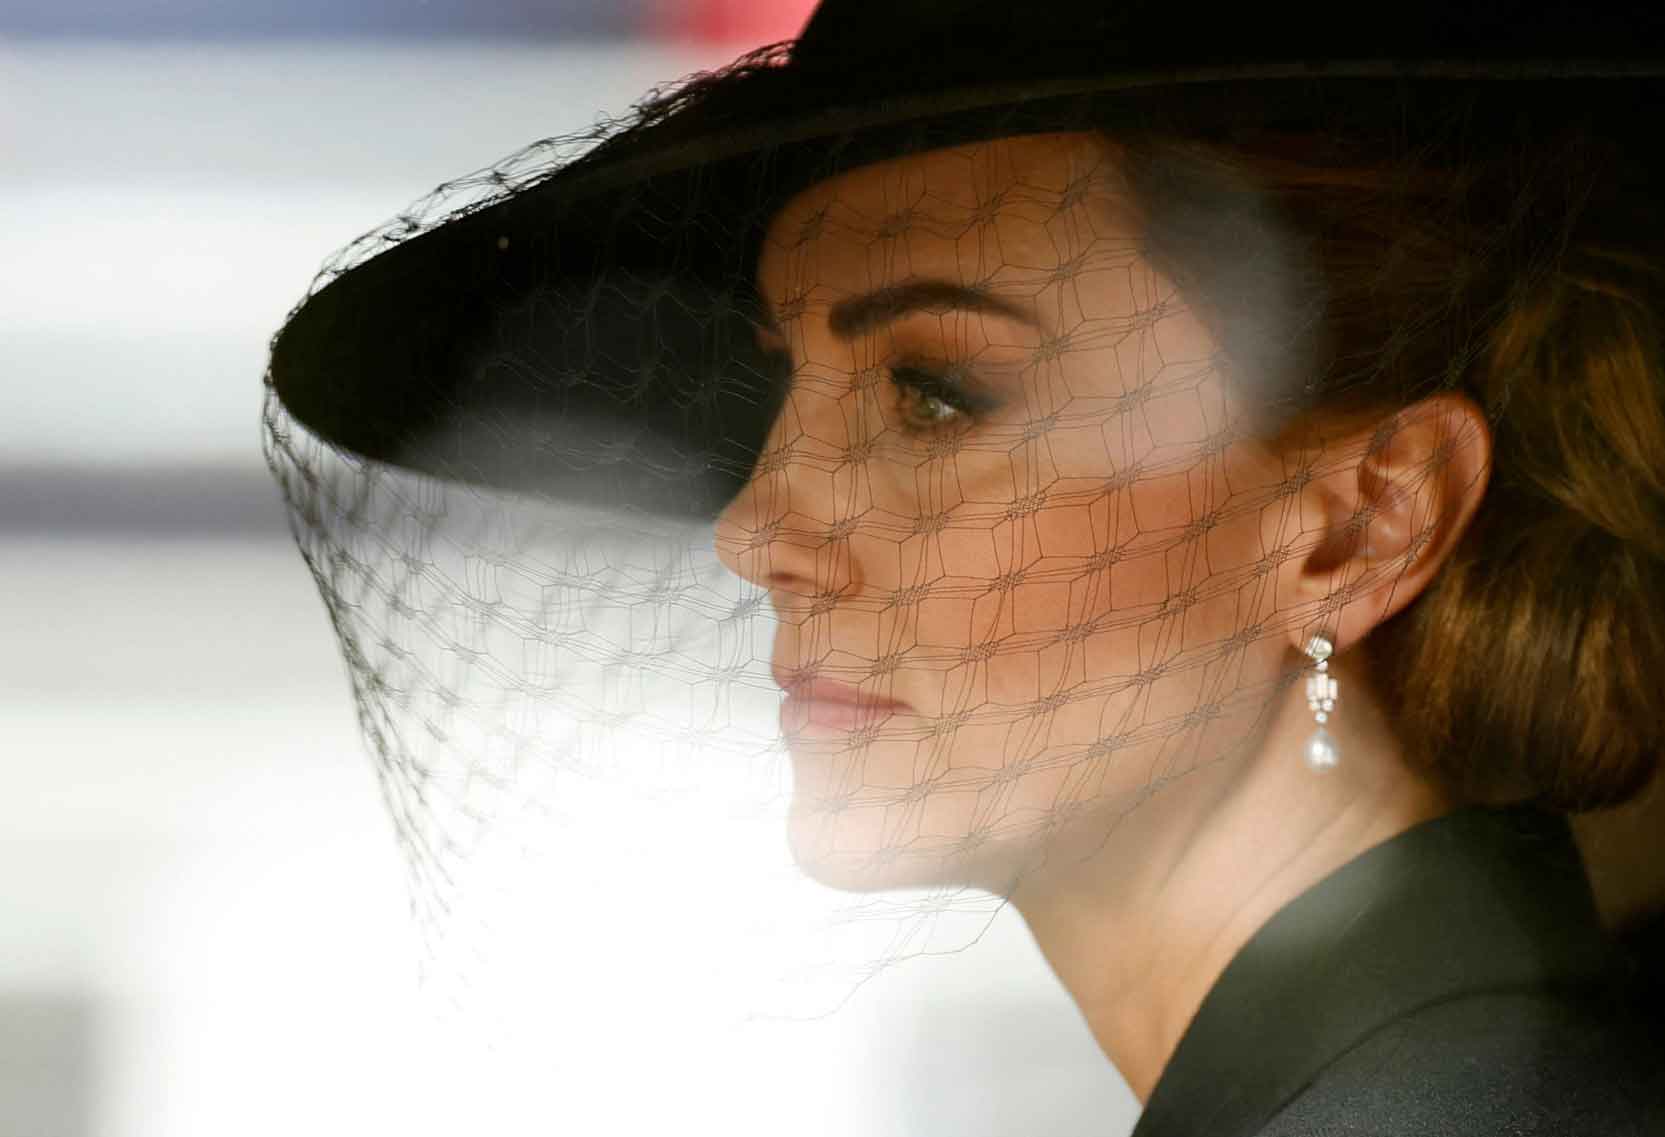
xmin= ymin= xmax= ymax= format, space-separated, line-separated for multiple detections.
xmin=0 ymin=7 xmax=1138 ymax=1134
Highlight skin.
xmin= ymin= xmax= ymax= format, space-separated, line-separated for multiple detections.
xmin=713 ymin=131 xmax=1491 ymax=1101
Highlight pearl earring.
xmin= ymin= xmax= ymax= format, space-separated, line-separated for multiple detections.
xmin=1303 ymin=633 xmax=1340 ymax=772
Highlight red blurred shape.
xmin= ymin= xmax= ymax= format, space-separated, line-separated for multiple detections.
xmin=655 ymin=0 xmax=820 ymax=46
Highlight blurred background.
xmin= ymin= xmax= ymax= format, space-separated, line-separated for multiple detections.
xmin=0 ymin=2 xmax=1139 ymax=1134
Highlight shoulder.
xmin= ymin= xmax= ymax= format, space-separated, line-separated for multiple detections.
xmin=1256 ymin=986 xmax=1665 ymax=1136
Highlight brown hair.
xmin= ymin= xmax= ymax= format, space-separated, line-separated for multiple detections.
xmin=1111 ymin=99 xmax=1665 ymax=813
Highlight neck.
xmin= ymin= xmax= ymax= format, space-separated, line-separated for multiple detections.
xmin=1007 ymin=660 xmax=1453 ymax=1102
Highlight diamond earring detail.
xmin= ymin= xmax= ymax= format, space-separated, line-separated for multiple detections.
xmin=1303 ymin=633 xmax=1340 ymax=772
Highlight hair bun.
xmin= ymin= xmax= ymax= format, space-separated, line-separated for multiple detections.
xmin=1375 ymin=232 xmax=1665 ymax=811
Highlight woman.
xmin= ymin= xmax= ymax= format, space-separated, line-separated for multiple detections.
xmin=265 ymin=1 xmax=1665 ymax=1131
xmin=714 ymin=123 xmax=1648 ymax=1117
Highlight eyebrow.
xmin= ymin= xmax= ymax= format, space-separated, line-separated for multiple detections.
xmin=753 ymin=279 xmax=1041 ymax=346
xmin=828 ymin=280 xmax=1041 ymax=340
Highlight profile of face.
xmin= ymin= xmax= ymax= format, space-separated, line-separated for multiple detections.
xmin=715 ymin=131 xmax=1303 ymax=894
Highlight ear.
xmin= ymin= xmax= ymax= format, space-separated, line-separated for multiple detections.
xmin=1281 ymin=392 xmax=1493 ymax=655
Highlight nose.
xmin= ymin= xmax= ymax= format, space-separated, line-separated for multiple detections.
xmin=713 ymin=460 xmax=769 ymax=586
xmin=713 ymin=438 xmax=820 ymax=597
xmin=713 ymin=399 xmax=859 ymax=602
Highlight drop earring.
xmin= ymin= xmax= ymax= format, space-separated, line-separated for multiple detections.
xmin=1303 ymin=633 xmax=1340 ymax=772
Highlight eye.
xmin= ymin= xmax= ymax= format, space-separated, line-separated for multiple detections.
xmin=888 ymin=363 xmax=989 ymax=435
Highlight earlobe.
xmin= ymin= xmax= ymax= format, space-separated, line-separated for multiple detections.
xmin=1286 ymin=392 xmax=1493 ymax=653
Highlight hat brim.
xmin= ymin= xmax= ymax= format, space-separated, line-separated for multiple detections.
xmin=265 ymin=59 xmax=1662 ymax=520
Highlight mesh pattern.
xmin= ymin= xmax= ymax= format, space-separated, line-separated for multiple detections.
xmin=261 ymin=42 xmax=1662 ymax=1056
xmin=258 ymin=77 xmax=1431 ymax=1016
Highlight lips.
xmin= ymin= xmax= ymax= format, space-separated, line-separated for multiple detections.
xmin=773 ymin=670 xmax=909 ymax=734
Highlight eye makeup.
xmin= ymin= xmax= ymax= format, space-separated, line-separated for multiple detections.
xmin=886 ymin=358 xmax=1004 ymax=435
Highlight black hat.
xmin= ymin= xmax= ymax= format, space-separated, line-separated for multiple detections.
xmin=265 ymin=0 xmax=1665 ymax=519
xmin=258 ymin=1 xmax=1665 ymax=1068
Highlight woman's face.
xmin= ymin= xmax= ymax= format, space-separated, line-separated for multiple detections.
xmin=716 ymin=131 xmax=1290 ymax=892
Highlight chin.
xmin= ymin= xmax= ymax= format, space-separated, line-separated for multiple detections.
xmin=782 ymin=793 xmax=1030 ymax=895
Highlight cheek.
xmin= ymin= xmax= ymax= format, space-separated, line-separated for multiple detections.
xmin=915 ymin=594 xmax=975 ymax=648
xmin=1032 ymin=503 xmax=1100 ymax=559
xmin=985 ymin=648 xmax=1039 ymax=704
xmin=844 ymin=529 xmax=904 ymax=592
xmin=1011 ymin=581 xmax=1074 ymax=635
xmin=934 ymin=525 xmax=1000 ymax=580
xmin=1128 ymin=469 xmax=1196 ymax=532
xmin=1107 ymin=548 xmax=1174 ymax=610
xmin=826 ymin=608 xmax=883 ymax=658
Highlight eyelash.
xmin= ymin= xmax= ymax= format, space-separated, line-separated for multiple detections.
xmin=888 ymin=363 xmax=985 ymax=434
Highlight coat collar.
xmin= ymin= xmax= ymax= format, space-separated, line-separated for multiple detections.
xmin=1130 ymin=803 xmax=1625 ymax=1137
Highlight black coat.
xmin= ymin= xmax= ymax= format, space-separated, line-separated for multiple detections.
xmin=1131 ymin=804 xmax=1665 ymax=1136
